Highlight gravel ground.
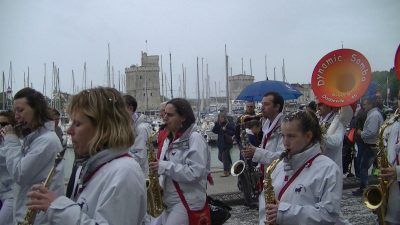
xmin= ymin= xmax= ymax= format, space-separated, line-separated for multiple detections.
xmin=224 ymin=188 xmax=376 ymax=225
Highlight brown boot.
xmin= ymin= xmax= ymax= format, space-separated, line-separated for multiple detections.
xmin=220 ymin=171 xmax=229 ymax=177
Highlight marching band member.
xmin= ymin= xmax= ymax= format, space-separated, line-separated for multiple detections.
xmin=26 ymin=87 xmax=146 ymax=225
xmin=2 ymin=87 xmax=65 ymax=225
xmin=0 ymin=110 xmax=16 ymax=225
xmin=380 ymin=90 xmax=400 ymax=225
xmin=149 ymin=98 xmax=210 ymax=225
xmin=242 ymin=91 xmax=285 ymax=225
xmin=124 ymin=94 xmax=152 ymax=177
xmin=266 ymin=110 xmax=342 ymax=225
xmin=317 ymin=100 xmax=354 ymax=170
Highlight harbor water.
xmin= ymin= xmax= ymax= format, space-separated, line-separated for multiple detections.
xmin=209 ymin=143 xmax=240 ymax=170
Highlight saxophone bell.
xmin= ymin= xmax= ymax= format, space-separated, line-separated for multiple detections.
xmin=231 ymin=160 xmax=246 ymax=176
xmin=362 ymin=111 xmax=400 ymax=225
xmin=363 ymin=185 xmax=383 ymax=210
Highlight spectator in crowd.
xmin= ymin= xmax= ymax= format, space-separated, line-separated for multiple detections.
xmin=212 ymin=112 xmax=235 ymax=177
xmin=352 ymin=96 xmax=384 ymax=196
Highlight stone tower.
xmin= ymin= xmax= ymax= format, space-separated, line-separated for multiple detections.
xmin=125 ymin=52 xmax=161 ymax=112
xmin=229 ymin=74 xmax=254 ymax=101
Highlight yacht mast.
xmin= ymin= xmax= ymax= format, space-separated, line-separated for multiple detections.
xmin=225 ymin=45 xmax=230 ymax=113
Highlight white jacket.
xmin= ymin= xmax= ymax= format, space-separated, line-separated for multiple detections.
xmin=3 ymin=121 xmax=65 ymax=225
xmin=382 ymin=116 xmax=400 ymax=224
xmin=253 ymin=116 xmax=285 ymax=165
xmin=47 ymin=149 xmax=147 ymax=225
xmin=158 ymin=124 xmax=210 ymax=211
xmin=268 ymin=143 xmax=342 ymax=225
xmin=128 ymin=113 xmax=152 ymax=177
xmin=322 ymin=105 xmax=353 ymax=170
xmin=0 ymin=141 xmax=14 ymax=201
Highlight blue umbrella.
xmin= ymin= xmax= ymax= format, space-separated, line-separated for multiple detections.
xmin=236 ymin=80 xmax=303 ymax=101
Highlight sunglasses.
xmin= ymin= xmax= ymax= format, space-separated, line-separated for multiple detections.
xmin=0 ymin=122 xmax=10 ymax=127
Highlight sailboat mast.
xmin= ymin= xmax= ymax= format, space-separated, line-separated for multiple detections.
xmin=182 ymin=64 xmax=186 ymax=99
xmin=201 ymin=57 xmax=204 ymax=112
xmin=160 ymin=55 xmax=164 ymax=102
xmin=43 ymin=63 xmax=47 ymax=96
xmin=169 ymin=52 xmax=173 ymax=99
xmin=225 ymin=45 xmax=230 ymax=113
xmin=112 ymin=66 xmax=115 ymax=88
xmin=206 ymin=63 xmax=209 ymax=112
xmin=27 ymin=67 xmax=30 ymax=88
xmin=282 ymin=58 xmax=286 ymax=82
xmin=265 ymin=55 xmax=268 ymax=80
xmin=2 ymin=72 xmax=5 ymax=110
xmin=83 ymin=62 xmax=87 ymax=90
xmin=250 ymin=58 xmax=253 ymax=76
xmin=118 ymin=70 xmax=121 ymax=92
xmin=108 ymin=43 xmax=111 ymax=87
xmin=196 ymin=57 xmax=200 ymax=121
xmin=72 ymin=69 xmax=75 ymax=94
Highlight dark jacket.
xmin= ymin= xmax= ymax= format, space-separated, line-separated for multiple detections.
xmin=212 ymin=120 xmax=235 ymax=150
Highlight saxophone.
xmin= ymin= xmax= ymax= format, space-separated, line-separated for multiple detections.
xmin=18 ymin=147 xmax=67 ymax=225
xmin=231 ymin=115 xmax=262 ymax=200
xmin=264 ymin=150 xmax=288 ymax=225
xmin=146 ymin=127 xmax=165 ymax=217
xmin=363 ymin=109 xmax=400 ymax=225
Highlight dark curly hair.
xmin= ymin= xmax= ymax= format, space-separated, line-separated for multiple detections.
xmin=14 ymin=87 xmax=52 ymax=129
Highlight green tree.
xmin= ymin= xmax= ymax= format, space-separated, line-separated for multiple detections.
xmin=371 ymin=67 xmax=399 ymax=107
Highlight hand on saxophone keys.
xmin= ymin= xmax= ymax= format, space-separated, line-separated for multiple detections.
xmin=242 ymin=144 xmax=256 ymax=159
xmin=380 ymin=166 xmax=397 ymax=182
xmin=265 ymin=198 xmax=280 ymax=224
xmin=149 ymin=161 xmax=159 ymax=176
xmin=26 ymin=184 xmax=57 ymax=212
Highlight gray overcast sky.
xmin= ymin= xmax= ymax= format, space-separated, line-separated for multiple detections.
xmin=1 ymin=0 xmax=399 ymax=98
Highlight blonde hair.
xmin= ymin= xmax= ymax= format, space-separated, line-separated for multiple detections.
xmin=67 ymin=87 xmax=134 ymax=155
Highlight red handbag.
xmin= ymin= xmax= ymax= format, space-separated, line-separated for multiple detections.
xmin=173 ymin=181 xmax=211 ymax=225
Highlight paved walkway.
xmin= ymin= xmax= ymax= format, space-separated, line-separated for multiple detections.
xmin=224 ymin=188 xmax=376 ymax=225
xmin=208 ymin=170 xmax=377 ymax=204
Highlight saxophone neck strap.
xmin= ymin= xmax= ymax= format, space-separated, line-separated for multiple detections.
xmin=277 ymin=153 xmax=321 ymax=201
xmin=78 ymin=152 xmax=131 ymax=194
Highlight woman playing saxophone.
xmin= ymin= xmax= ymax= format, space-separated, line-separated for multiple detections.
xmin=149 ymin=98 xmax=210 ymax=225
xmin=2 ymin=88 xmax=65 ymax=225
xmin=376 ymin=90 xmax=400 ymax=225
xmin=265 ymin=110 xmax=342 ymax=225
xmin=25 ymin=87 xmax=146 ymax=225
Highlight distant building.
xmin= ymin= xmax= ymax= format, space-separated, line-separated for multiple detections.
xmin=291 ymin=83 xmax=315 ymax=104
xmin=229 ymin=74 xmax=254 ymax=101
xmin=125 ymin=52 xmax=161 ymax=112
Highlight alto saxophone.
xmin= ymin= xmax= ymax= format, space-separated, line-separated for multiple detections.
xmin=231 ymin=114 xmax=262 ymax=200
xmin=264 ymin=150 xmax=288 ymax=225
xmin=363 ymin=109 xmax=400 ymax=225
xmin=146 ymin=127 xmax=165 ymax=217
xmin=18 ymin=147 xmax=67 ymax=225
